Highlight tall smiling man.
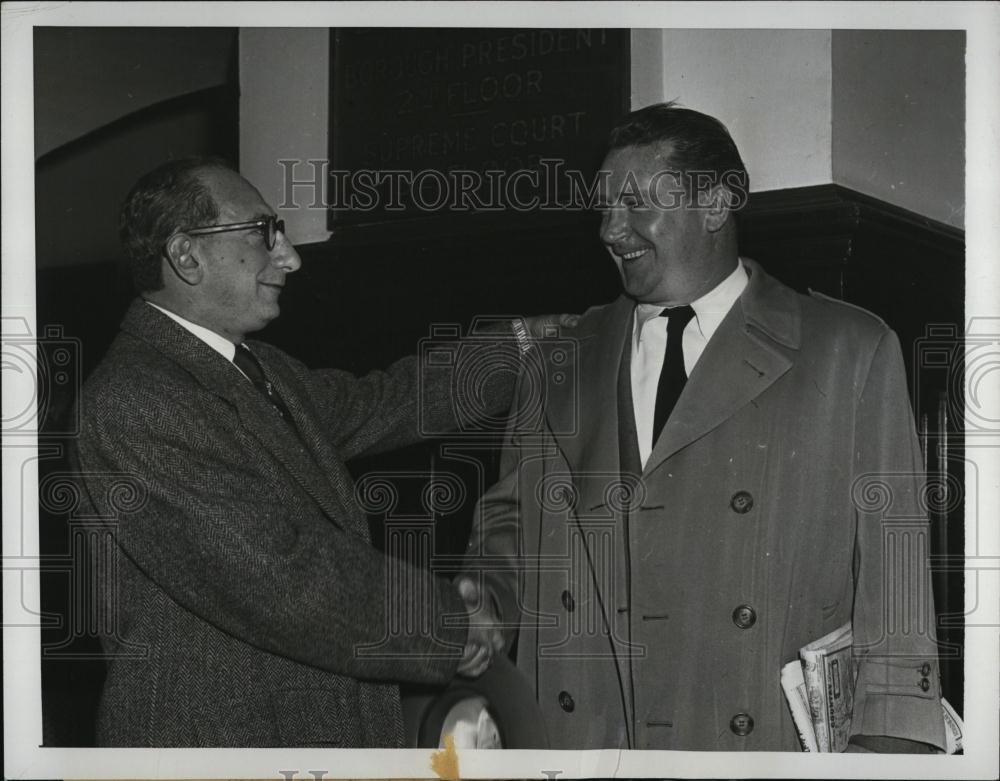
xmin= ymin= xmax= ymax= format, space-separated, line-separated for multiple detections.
xmin=467 ymin=103 xmax=946 ymax=752
xmin=74 ymin=158 xmax=533 ymax=747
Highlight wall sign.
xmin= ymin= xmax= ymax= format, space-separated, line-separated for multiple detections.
xmin=328 ymin=28 xmax=629 ymax=235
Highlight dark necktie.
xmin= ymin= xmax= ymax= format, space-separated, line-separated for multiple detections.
xmin=233 ymin=343 xmax=293 ymax=423
xmin=652 ymin=305 xmax=696 ymax=444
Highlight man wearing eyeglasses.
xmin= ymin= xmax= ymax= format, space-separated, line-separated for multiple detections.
xmin=71 ymin=157 xmax=542 ymax=747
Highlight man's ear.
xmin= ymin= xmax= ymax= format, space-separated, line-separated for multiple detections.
xmin=703 ymin=185 xmax=733 ymax=234
xmin=164 ymin=234 xmax=203 ymax=286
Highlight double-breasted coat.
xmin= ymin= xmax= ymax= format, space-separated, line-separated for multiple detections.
xmin=73 ymin=301 xmax=514 ymax=746
xmin=469 ymin=260 xmax=945 ymax=751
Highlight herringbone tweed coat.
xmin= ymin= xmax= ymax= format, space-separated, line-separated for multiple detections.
xmin=469 ymin=260 xmax=946 ymax=751
xmin=74 ymin=300 xmax=513 ymax=747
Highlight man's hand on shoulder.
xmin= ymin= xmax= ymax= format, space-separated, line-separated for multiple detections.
xmin=512 ymin=313 xmax=580 ymax=354
xmin=455 ymin=576 xmax=505 ymax=679
xmin=522 ymin=312 xmax=580 ymax=338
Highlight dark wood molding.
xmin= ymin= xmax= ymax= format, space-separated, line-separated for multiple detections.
xmin=738 ymin=184 xmax=964 ymax=318
xmin=741 ymin=183 xmax=963 ymax=260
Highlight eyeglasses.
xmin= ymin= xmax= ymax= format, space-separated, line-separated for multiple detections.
xmin=184 ymin=215 xmax=286 ymax=251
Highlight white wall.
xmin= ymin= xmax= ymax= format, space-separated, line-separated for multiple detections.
xmin=239 ymin=28 xmax=331 ymax=245
xmin=832 ymin=30 xmax=965 ymax=229
xmin=631 ymin=28 xmax=665 ymax=110
xmin=633 ymin=29 xmax=833 ymax=193
xmin=631 ymin=28 xmax=965 ymax=227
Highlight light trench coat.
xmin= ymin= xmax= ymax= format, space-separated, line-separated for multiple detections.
xmin=468 ymin=260 xmax=946 ymax=751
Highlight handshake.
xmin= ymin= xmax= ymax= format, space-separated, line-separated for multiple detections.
xmin=455 ymin=576 xmax=506 ymax=678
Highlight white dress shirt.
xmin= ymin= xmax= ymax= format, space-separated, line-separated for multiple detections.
xmin=145 ymin=300 xmax=238 ymax=363
xmin=631 ymin=260 xmax=749 ymax=467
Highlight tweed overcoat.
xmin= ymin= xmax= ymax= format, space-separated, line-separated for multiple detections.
xmin=74 ymin=300 xmax=512 ymax=747
xmin=469 ymin=260 xmax=946 ymax=751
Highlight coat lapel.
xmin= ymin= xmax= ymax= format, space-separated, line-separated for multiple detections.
xmin=545 ymin=295 xmax=634 ymax=510
xmin=252 ymin=351 xmax=370 ymax=534
xmin=644 ymin=259 xmax=801 ymax=475
xmin=543 ymin=296 xmax=640 ymax=745
xmin=121 ymin=301 xmax=353 ymax=531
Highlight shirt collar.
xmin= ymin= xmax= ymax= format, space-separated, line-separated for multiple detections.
xmin=633 ymin=258 xmax=750 ymax=348
xmin=144 ymin=300 xmax=237 ymax=362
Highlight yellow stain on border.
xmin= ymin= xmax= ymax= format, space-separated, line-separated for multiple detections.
xmin=430 ymin=733 xmax=460 ymax=780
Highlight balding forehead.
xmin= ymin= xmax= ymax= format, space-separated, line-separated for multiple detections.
xmin=200 ymin=167 xmax=270 ymax=218
xmin=197 ymin=165 xmax=249 ymax=195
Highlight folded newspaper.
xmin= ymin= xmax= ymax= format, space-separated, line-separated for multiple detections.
xmin=780 ymin=622 xmax=963 ymax=753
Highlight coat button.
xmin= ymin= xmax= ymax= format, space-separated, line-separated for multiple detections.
xmin=919 ymin=677 xmax=930 ymax=692
xmin=561 ymin=590 xmax=575 ymax=612
xmin=730 ymin=713 xmax=754 ymax=736
xmin=558 ymin=691 xmax=575 ymax=712
xmin=920 ymin=662 xmax=931 ymax=676
xmin=732 ymin=604 xmax=757 ymax=629
xmin=730 ymin=491 xmax=754 ymax=514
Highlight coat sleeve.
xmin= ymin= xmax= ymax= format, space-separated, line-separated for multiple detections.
xmin=285 ymin=330 xmax=522 ymax=462
xmin=849 ymin=328 xmax=947 ymax=750
xmin=75 ymin=378 xmax=469 ymax=685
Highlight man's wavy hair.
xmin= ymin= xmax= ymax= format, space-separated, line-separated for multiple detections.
xmin=119 ymin=156 xmax=234 ymax=293
xmin=607 ymin=101 xmax=749 ymax=208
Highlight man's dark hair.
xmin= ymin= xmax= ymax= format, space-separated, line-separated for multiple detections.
xmin=119 ymin=156 xmax=234 ymax=292
xmin=607 ymin=101 xmax=749 ymax=205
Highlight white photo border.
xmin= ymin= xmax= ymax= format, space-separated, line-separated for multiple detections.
xmin=3 ymin=2 xmax=998 ymax=779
